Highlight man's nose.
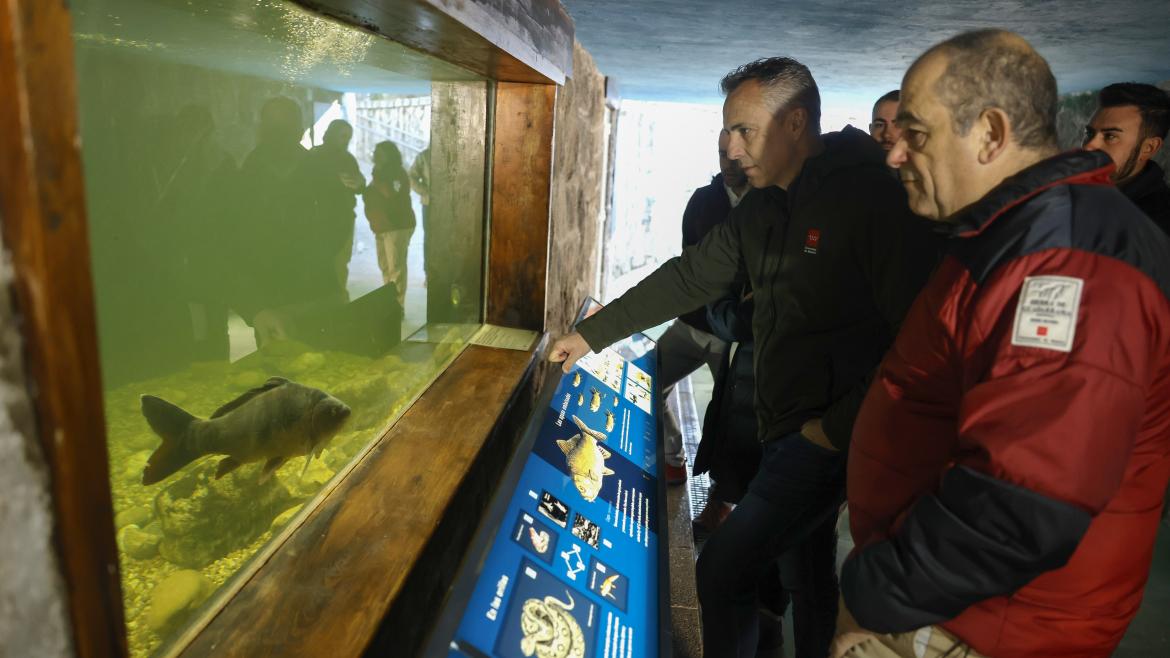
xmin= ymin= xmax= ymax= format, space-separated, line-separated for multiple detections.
xmin=887 ymin=138 xmax=908 ymax=168
xmin=725 ymin=135 xmax=746 ymax=161
xmin=1083 ymin=134 xmax=1102 ymax=151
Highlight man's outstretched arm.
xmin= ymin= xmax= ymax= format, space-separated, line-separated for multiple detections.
xmin=550 ymin=215 xmax=746 ymax=372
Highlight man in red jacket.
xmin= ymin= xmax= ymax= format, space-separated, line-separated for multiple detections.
xmin=833 ymin=29 xmax=1170 ymax=658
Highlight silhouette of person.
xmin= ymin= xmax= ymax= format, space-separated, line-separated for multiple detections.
xmin=363 ymin=141 xmax=415 ymax=308
xmin=307 ymin=119 xmax=365 ymax=295
xmin=232 ymin=97 xmax=343 ymax=345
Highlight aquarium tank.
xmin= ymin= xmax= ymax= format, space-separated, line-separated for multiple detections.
xmin=70 ymin=1 xmax=489 ymax=654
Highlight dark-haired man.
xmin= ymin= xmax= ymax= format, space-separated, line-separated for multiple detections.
xmin=869 ymin=90 xmax=902 ymax=151
xmin=833 ymin=30 xmax=1170 ymax=658
xmin=1083 ymin=82 xmax=1170 ymax=231
xmin=549 ymin=57 xmax=937 ymax=658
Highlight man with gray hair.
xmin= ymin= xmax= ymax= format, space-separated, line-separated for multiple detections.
xmin=549 ymin=57 xmax=937 ymax=657
xmin=834 ymin=30 xmax=1170 ymax=658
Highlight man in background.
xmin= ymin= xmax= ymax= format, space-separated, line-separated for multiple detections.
xmin=656 ymin=130 xmax=750 ymax=484
xmin=1083 ymin=82 xmax=1170 ymax=231
xmin=869 ymin=90 xmax=902 ymax=152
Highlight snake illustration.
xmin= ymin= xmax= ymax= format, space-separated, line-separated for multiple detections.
xmin=518 ymin=590 xmax=586 ymax=658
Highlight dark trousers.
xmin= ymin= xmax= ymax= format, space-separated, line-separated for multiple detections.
xmin=696 ymin=433 xmax=846 ymax=658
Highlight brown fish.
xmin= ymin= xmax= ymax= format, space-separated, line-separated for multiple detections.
xmin=140 ymin=377 xmax=350 ymax=485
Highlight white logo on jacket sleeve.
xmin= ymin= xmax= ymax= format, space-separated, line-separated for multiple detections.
xmin=1010 ymin=275 xmax=1083 ymax=352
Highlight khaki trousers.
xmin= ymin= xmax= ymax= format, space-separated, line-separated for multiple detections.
xmin=845 ymin=626 xmax=986 ymax=658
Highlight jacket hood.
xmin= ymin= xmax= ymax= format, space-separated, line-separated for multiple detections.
xmin=789 ymin=125 xmax=888 ymax=208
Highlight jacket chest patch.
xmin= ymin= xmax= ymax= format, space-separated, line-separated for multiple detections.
xmin=1010 ymin=275 xmax=1083 ymax=352
xmin=803 ymin=229 xmax=821 ymax=255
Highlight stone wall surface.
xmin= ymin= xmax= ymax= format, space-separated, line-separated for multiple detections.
xmin=545 ymin=41 xmax=607 ymax=335
xmin=0 ymin=244 xmax=74 ymax=657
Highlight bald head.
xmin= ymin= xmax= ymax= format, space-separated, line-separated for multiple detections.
xmin=910 ymin=29 xmax=1058 ymax=150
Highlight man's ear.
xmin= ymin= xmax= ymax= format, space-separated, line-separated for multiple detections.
xmin=787 ymin=107 xmax=808 ymax=136
xmin=976 ymin=107 xmax=1011 ymax=165
xmin=1139 ymin=135 xmax=1164 ymax=163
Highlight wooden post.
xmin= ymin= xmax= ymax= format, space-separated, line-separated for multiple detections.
xmin=0 ymin=1 xmax=127 ymax=656
xmin=487 ymin=82 xmax=556 ymax=330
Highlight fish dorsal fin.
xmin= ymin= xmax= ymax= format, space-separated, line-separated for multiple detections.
xmin=598 ymin=446 xmax=611 ymax=460
xmin=572 ymin=415 xmax=608 ymax=442
xmin=602 ymin=466 xmax=614 ymax=476
xmin=210 ymin=377 xmax=289 ymax=419
xmin=557 ymin=438 xmax=575 ymax=456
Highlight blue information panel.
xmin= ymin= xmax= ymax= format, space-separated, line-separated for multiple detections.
xmin=426 ymin=305 xmax=665 ymax=658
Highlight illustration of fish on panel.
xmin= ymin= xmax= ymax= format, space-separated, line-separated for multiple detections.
xmin=519 ymin=591 xmax=586 ymax=658
xmin=572 ymin=371 xmax=582 ymax=388
xmin=577 ymin=392 xmax=584 ymax=407
xmin=588 ymin=388 xmax=602 ymax=412
xmin=140 ymin=377 xmax=350 ymax=485
xmin=599 ymin=574 xmax=620 ymax=601
xmin=604 ymin=410 xmax=615 ymax=433
xmin=556 ymin=415 xmax=614 ymax=502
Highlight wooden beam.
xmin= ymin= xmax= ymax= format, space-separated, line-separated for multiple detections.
xmin=487 ymin=82 xmax=556 ymax=331
xmin=180 ymin=344 xmax=537 ymax=658
xmin=0 ymin=1 xmax=127 ymax=657
xmin=297 ymin=0 xmax=573 ymax=84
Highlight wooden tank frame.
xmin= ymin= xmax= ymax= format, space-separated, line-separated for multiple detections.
xmin=0 ymin=1 xmax=573 ymax=656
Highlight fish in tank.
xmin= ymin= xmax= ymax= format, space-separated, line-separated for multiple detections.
xmin=140 ymin=377 xmax=351 ymax=485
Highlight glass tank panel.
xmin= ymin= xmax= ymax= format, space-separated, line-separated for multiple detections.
xmin=70 ymin=1 xmax=489 ymax=655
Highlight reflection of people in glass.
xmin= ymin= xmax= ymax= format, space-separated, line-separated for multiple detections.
xmin=308 ymin=119 xmax=365 ymax=295
xmin=152 ymin=103 xmax=238 ymax=362
xmin=363 ymin=141 xmax=415 ymax=308
xmin=234 ymin=97 xmax=343 ymax=345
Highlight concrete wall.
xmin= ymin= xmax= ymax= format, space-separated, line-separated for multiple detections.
xmin=0 ymin=246 xmax=74 ymax=656
xmin=545 ymin=41 xmax=608 ymax=334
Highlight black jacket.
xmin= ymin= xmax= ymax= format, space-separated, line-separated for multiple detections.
xmin=679 ymin=174 xmax=735 ymax=333
xmin=577 ymin=126 xmax=939 ymax=449
xmin=1120 ymin=160 xmax=1170 ymax=234
xmin=693 ymin=288 xmax=758 ymax=502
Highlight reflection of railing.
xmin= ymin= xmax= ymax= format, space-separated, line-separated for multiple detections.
xmin=353 ymin=95 xmax=430 ymax=166
xmin=354 ymin=114 xmax=426 ymax=155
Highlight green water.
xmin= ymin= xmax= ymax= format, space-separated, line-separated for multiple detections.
xmin=71 ymin=1 xmax=488 ymax=655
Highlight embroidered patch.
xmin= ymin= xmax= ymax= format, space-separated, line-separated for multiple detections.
xmin=1010 ymin=275 xmax=1083 ymax=352
xmin=803 ymin=228 xmax=820 ymax=254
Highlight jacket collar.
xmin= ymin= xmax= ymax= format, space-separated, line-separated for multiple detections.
xmin=951 ymin=150 xmax=1115 ymax=238
xmin=1120 ymin=160 xmax=1169 ymax=204
xmin=788 ymin=125 xmax=885 ymax=211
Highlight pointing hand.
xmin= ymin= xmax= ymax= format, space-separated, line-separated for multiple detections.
xmin=549 ymin=332 xmax=591 ymax=373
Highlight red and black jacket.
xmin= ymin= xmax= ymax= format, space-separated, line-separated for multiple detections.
xmin=844 ymin=150 xmax=1170 ymax=657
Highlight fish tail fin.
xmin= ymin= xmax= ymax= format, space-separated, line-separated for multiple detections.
xmin=141 ymin=395 xmax=200 ymax=485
